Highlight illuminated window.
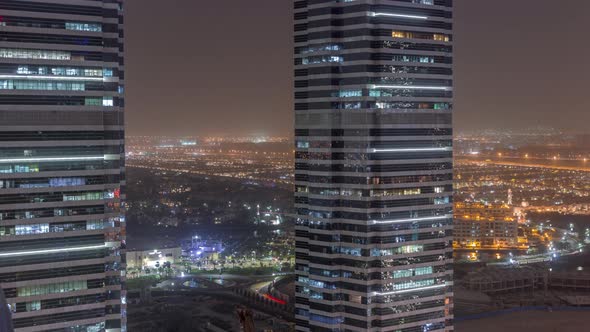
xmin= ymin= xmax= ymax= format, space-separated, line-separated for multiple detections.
xmin=390 ymin=278 xmax=435 ymax=291
xmin=300 ymin=44 xmax=341 ymax=54
xmin=297 ymin=141 xmax=310 ymax=148
xmin=85 ymin=98 xmax=101 ymax=106
xmin=434 ymin=197 xmax=450 ymax=204
xmin=49 ymin=177 xmax=85 ymax=187
xmin=338 ymin=90 xmax=362 ymax=98
xmin=392 ymin=32 xmax=450 ymax=42
xmin=26 ymin=301 xmax=41 ymax=312
xmin=87 ymin=220 xmax=109 ymax=230
xmin=335 ymin=246 xmax=362 ymax=256
xmin=302 ymin=55 xmax=343 ymax=65
xmin=63 ymin=192 xmax=103 ymax=201
xmin=103 ymin=97 xmax=114 ymax=107
xmin=65 ymin=22 xmax=102 ymax=32
xmin=434 ymin=103 xmax=450 ymax=110
xmin=0 ymin=226 xmax=14 ymax=236
xmin=17 ymin=66 xmax=34 ymax=74
xmin=0 ymin=48 xmax=70 ymax=60
xmin=296 ymin=186 xmax=308 ymax=193
xmin=86 ymin=97 xmax=115 ymax=107
xmin=393 ymin=55 xmax=435 ymax=63
xmin=415 ymin=266 xmax=433 ymax=276
xmin=12 ymin=165 xmax=40 ymax=173
xmin=15 ymin=224 xmax=49 ymax=235
xmin=433 ymin=34 xmax=450 ymax=42
xmin=18 ymin=280 xmax=87 ymax=297
xmin=371 ymin=188 xmax=421 ymax=197
xmin=392 ymin=31 xmax=413 ymax=39
xmin=371 ymin=245 xmax=424 ymax=256
xmin=84 ymin=68 xmax=103 ymax=77
xmin=0 ymin=80 xmax=85 ymax=91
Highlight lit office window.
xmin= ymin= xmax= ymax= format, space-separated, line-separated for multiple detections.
xmin=17 ymin=280 xmax=88 ymax=297
xmin=0 ymin=80 xmax=85 ymax=91
xmin=0 ymin=48 xmax=70 ymax=60
xmin=15 ymin=224 xmax=49 ymax=235
xmin=65 ymin=22 xmax=102 ymax=32
xmin=103 ymin=97 xmax=114 ymax=106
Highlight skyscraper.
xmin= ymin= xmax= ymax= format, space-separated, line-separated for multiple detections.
xmin=0 ymin=1 xmax=126 ymax=331
xmin=294 ymin=0 xmax=454 ymax=331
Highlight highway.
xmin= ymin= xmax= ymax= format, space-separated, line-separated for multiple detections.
xmin=458 ymin=157 xmax=590 ymax=172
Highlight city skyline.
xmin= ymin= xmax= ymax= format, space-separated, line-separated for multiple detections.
xmin=125 ymin=0 xmax=590 ymax=137
xmin=1 ymin=1 xmax=590 ymax=331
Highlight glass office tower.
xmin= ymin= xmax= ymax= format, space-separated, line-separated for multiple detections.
xmin=0 ymin=1 xmax=126 ymax=331
xmin=294 ymin=0 xmax=454 ymax=331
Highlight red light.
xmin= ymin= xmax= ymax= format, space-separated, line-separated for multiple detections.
xmin=263 ymin=294 xmax=286 ymax=305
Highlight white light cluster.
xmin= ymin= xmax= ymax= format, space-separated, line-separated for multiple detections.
xmin=372 ymin=215 xmax=451 ymax=225
xmin=372 ymin=85 xmax=452 ymax=91
xmin=0 ymin=74 xmax=103 ymax=81
xmin=374 ymin=283 xmax=447 ymax=296
xmin=371 ymin=12 xmax=428 ymax=20
xmin=0 ymin=156 xmax=105 ymax=164
xmin=372 ymin=147 xmax=452 ymax=153
xmin=0 ymin=244 xmax=106 ymax=257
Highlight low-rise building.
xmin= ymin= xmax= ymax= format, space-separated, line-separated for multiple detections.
xmin=454 ymin=202 xmax=521 ymax=249
xmin=188 ymin=236 xmax=223 ymax=260
xmin=127 ymin=247 xmax=183 ymax=270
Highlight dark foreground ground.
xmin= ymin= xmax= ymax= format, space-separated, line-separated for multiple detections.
xmin=455 ymin=310 xmax=588 ymax=332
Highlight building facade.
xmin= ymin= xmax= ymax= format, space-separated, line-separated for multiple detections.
xmin=293 ymin=0 xmax=454 ymax=331
xmin=0 ymin=1 xmax=126 ymax=331
xmin=126 ymin=247 xmax=182 ymax=271
xmin=454 ymin=203 xmax=520 ymax=249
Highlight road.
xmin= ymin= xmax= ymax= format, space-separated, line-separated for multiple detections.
xmin=458 ymin=157 xmax=590 ymax=172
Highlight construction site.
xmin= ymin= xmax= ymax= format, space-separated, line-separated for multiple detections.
xmin=455 ymin=258 xmax=590 ymax=318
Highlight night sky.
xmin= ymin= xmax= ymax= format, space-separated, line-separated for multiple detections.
xmin=125 ymin=0 xmax=590 ymax=137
